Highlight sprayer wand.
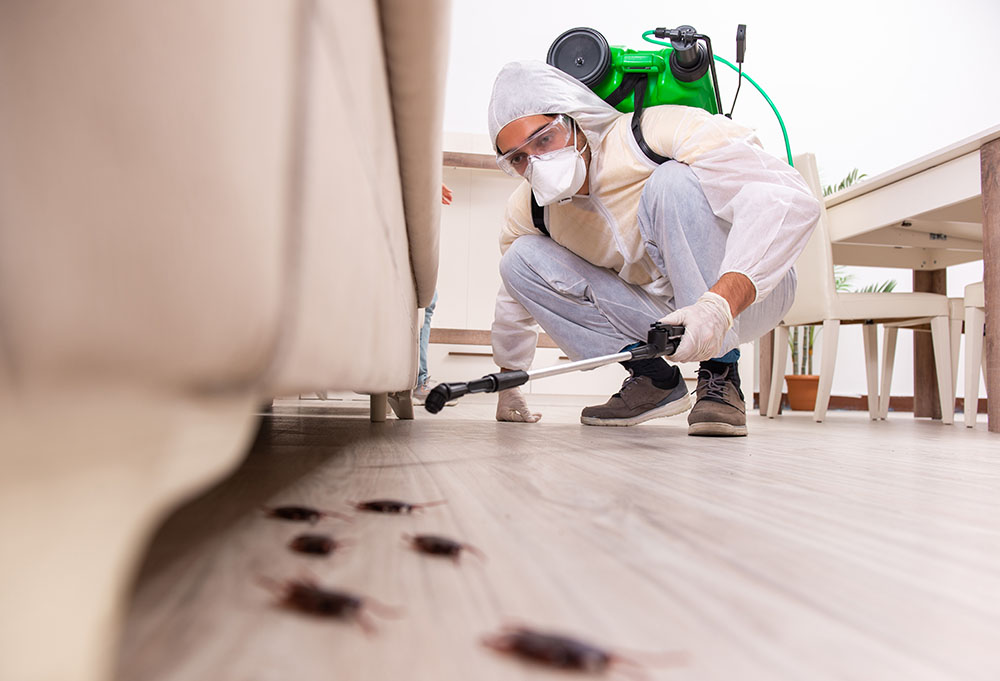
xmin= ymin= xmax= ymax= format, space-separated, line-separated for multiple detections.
xmin=424 ymin=323 xmax=685 ymax=414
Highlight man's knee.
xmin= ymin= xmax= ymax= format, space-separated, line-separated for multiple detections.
xmin=640 ymin=161 xmax=717 ymax=234
xmin=645 ymin=160 xmax=699 ymax=196
xmin=499 ymin=234 xmax=549 ymax=287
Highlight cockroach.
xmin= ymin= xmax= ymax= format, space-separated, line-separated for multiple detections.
xmin=350 ymin=499 xmax=447 ymax=514
xmin=263 ymin=505 xmax=352 ymax=524
xmin=288 ymin=533 xmax=346 ymax=556
xmin=482 ymin=625 xmax=683 ymax=679
xmin=403 ymin=533 xmax=486 ymax=563
xmin=258 ymin=576 xmax=401 ymax=635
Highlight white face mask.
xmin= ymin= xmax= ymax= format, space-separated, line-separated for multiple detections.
xmin=525 ymin=131 xmax=587 ymax=206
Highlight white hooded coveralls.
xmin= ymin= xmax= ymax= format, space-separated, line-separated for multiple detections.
xmin=488 ymin=60 xmax=820 ymax=370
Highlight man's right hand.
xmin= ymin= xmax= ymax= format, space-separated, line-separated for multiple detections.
xmin=496 ymin=387 xmax=541 ymax=423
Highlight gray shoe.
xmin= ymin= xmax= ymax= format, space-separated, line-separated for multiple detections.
xmin=688 ymin=363 xmax=747 ymax=436
xmin=580 ymin=375 xmax=692 ymax=427
xmin=412 ymin=380 xmax=432 ymax=405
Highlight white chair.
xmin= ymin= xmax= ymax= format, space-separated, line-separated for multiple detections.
xmin=767 ymin=153 xmax=954 ymax=424
xmin=879 ymin=282 xmax=988 ymax=424
xmin=964 ymin=281 xmax=986 ymax=427
xmin=876 ymin=297 xmax=964 ymax=420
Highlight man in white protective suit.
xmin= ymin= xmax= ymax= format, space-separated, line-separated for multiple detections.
xmin=488 ymin=60 xmax=820 ymax=436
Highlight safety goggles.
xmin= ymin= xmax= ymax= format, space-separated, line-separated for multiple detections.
xmin=496 ymin=114 xmax=575 ymax=177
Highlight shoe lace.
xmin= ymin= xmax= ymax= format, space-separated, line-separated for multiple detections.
xmin=613 ymin=375 xmax=643 ymax=398
xmin=696 ymin=367 xmax=730 ymax=401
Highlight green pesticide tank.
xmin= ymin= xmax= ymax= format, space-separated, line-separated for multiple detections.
xmin=547 ymin=26 xmax=721 ymax=115
xmin=592 ymin=44 xmax=719 ymax=114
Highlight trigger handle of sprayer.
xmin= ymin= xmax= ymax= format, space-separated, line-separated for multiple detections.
xmin=629 ymin=322 xmax=685 ymax=360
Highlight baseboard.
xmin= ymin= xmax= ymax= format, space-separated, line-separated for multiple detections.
xmin=753 ymin=393 xmax=988 ymax=414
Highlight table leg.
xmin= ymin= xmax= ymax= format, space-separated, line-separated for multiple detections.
xmin=913 ymin=270 xmax=946 ymax=419
xmin=982 ymin=138 xmax=999 ymax=432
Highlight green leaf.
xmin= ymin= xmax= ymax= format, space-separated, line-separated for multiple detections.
xmin=833 ymin=265 xmax=854 ymax=291
xmin=822 ymin=167 xmax=868 ymax=197
xmin=857 ymin=279 xmax=897 ymax=293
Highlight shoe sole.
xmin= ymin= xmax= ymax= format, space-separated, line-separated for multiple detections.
xmin=688 ymin=422 xmax=748 ymax=437
xmin=580 ymin=392 xmax=693 ymax=427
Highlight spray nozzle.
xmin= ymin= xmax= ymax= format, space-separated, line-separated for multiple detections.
xmin=654 ymin=25 xmax=699 ymax=46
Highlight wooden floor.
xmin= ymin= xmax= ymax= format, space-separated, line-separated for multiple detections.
xmin=114 ymin=395 xmax=1000 ymax=681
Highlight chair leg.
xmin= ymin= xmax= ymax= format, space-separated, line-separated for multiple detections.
xmin=930 ymin=316 xmax=954 ymax=425
xmin=861 ymin=322 xmax=879 ymax=420
xmin=879 ymin=327 xmax=898 ymax=419
xmin=813 ymin=320 xmax=840 ymax=422
xmin=767 ymin=326 xmax=790 ymax=418
xmin=964 ymin=306 xmax=985 ymax=427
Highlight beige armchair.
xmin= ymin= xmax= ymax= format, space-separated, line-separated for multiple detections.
xmin=0 ymin=2 xmax=449 ymax=680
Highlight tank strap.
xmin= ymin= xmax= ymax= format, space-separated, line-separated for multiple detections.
xmin=630 ymin=79 xmax=672 ymax=165
xmin=604 ymin=72 xmax=644 ymax=109
xmin=530 ymin=194 xmax=549 ymax=236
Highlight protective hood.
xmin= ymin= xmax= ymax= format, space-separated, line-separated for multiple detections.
xmin=487 ymin=60 xmax=621 ymax=153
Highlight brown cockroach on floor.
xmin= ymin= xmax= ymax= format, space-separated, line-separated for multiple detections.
xmin=350 ymin=499 xmax=447 ymax=515
xmin=263 ymin=505 xmax=352 ymax=524
xmin=402 ymin=533 xmax=486 ymax=563
xmin=288 ymin=533 xmax=351 ymax=556
xmin=482 ymin=625 xmax=686 ymax=679
xmin=258 ymin=576 xmax=401 ymax=635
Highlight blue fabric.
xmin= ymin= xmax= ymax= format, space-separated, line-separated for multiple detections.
xmin=417 ymin=290 xmax=438 ymax=385
xmin=714 ymin=348 xmax=741 ymax=364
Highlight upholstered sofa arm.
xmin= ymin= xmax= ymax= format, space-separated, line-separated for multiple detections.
xmin=378 ymin=0 xmax=450 ymax=308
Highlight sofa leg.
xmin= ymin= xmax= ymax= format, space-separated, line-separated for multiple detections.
xmin=0 ymin=390 xmax=260 ymax=681
xmin=370 ymin=393 xmax=388 ymax=422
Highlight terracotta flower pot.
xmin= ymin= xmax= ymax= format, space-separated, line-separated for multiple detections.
xmin=785 ymin=374 xmax=820 ymax=411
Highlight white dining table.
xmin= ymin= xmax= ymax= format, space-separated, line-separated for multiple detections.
xmin=759 ymin=124 xmax=1000 ymax=431
xmin=825 ymin=124 xmax=999 ymax=270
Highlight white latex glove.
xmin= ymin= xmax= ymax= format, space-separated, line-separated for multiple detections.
xmin=659 ymin=291 xmax=735 ymax=363
xmin=496 ymin=387 xmax=542 ymax=423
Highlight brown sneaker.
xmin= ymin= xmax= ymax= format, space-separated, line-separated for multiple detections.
xmin=580 ymin=375 xmax=692 ymax=427
xmin=688 ymin=362 xmax=747 ymax=436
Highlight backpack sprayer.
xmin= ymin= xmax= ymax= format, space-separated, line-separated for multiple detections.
xmin=425 ymin=23 xmax=790 ymax=414
xmin=547 ymin=25 xmax=723 ymax=115
xmin=546 ymin=24 xmax=793 ymax=165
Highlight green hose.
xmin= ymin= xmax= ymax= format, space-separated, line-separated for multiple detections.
xmin=641 ymin=31 xmax=793 ymax=166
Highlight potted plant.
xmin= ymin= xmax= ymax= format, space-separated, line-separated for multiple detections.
xmin=783 ymin=169 xmax=896 ymax=410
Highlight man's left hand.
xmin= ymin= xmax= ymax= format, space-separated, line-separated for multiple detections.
xmin=659 ymin=291 xmax=734 ymax=363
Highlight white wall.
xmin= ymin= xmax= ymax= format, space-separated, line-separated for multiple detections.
xmin=437 ymin=0 xmax=999 ymax=399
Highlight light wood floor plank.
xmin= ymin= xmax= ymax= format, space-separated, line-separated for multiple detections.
xmin=115 ymin=398 xmax=1000 ymax=681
